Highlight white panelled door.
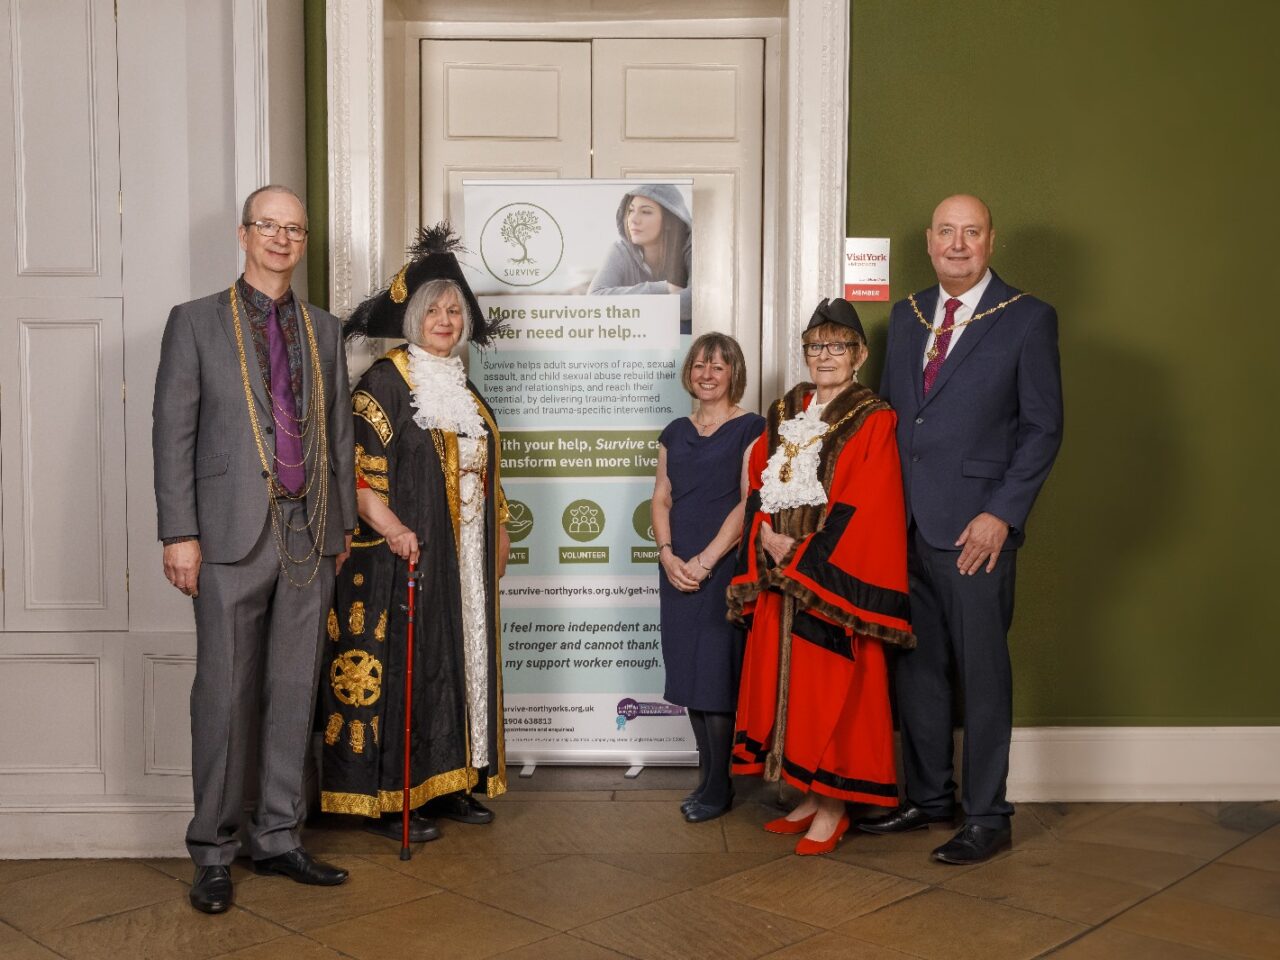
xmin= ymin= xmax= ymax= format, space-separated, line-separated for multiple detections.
xmin=419 ymin=38 xmax=765 ymax=408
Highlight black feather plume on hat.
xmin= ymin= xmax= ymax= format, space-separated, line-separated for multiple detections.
xmin=342 ymin=222 xmax=501 ymax=347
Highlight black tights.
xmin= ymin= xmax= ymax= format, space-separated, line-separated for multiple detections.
xmin=687 ymin=709 xmax=734 ymax=808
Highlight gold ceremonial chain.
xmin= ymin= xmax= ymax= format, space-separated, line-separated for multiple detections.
xmin=909 ymin=292 xmax=1027 ymax=362
xmin=230 ymin=285 xmax=330 ymax=587
xmin=773 ymin=395 xmax=880 ymax=483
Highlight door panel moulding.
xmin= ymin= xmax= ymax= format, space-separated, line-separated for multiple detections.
xmin=328 ymin=0 xmax=847 ymax=403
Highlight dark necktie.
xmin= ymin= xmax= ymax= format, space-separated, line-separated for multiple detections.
xmin=267 ymin=302 xmax=304 ymax=494
xmin=923 ymin=297 xmax=962 ymax=395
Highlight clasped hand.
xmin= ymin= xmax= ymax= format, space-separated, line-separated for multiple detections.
xmin=661 ymin=550 xmax=707 ymax=593
xmin=759 ymin=522 xmax=796 ymax=566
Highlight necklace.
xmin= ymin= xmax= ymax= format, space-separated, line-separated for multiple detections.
xmin=773 ymin=395 xmax=879 ymax=483
xmin=909 ymin=292 xmax=1027 ymax=361
xmin=692 ymin=405 xmax=739 ymax=435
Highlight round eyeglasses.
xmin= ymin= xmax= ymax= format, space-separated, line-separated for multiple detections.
xmin=247 ymin=219 xmax=308 ymax=242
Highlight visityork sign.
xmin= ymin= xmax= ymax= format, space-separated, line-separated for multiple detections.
xmin=844 ymin=237 xmax=891 ymax=302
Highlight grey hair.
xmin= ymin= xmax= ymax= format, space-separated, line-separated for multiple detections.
xmin=402 ymin=278 xmax=470 ymax=351
xmin=241 ymin=184 xmax=306 ymax=226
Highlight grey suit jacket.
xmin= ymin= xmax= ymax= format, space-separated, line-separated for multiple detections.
xmin=879 ymin=269 xmax=1063 ymax=552
xmin=153 ymin=287 xmax=357 ymax=564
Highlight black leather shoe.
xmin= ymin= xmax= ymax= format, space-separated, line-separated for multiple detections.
xmin=684 ymin=794 xmax=733 ymax=823
xmin=189 ymin=865 xmax=232 ymax=914
xmin=856 ymin=802 xmax=954 ymax=835
xmin=253 ymin=848 xmax=348 ymax=885
xmin=931 ymin=824 xmax=1012 ymax=864
xmin=430 ymin=792 xmax=494 ymax=825
xmin=364 ymin=812 xmax=441 ymax=843
xmin=680 ymin=789 xmax=704 ymax=816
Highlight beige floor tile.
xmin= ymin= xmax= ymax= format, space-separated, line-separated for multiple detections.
xmin=414 ymin=800 xmax=726 ymax=856
xmin=708 ymin=856 xmax=924 ymax=929
xmin=1047 ymin=927 xmax=1231 ymax=959
xmin=941 ymin=851 xmax=1152 ymax=924
xmin=489 ymin=933 xmax=632 ymax=959
xmin=36 ymin=898 xmax=288 ymax=960
xmin=1219 ymin=823 xmax=1280 ymax=873
xmin=1006 ymin=838 xmax=1204 ymax=889
xmin=310 ymin=891 xmax=554 ymax=959
xmin=830 ymin=822 xmax=987 ymax=884
xmin=836 ymin=888 xmax=1083 ymax=960
xmin=1192 ymin=801 xmax=1280 ymax=836
xmin=1061 ymin=804 xmax=1260 ymax=860
xmin=760 ymin=930 xmax=922 ymax=959
xmin=592 ymin=852 xmax=785 ymax=890
xmin=233 ymin=854 xmax=439 ymax=931
xmin=492 ymin=791 xmax=615 ymax=803
xmin=210 ymin=933 xmax=353 ymax=959
xmin=0 ymin=861 xmax=75 ymax=887
xmin=1111 ymin=893 xmax=1280 ymax=960
xmin=300 ymin=822 xmax=416 ymax=857
xmin=1166 ymin=862 xmax=1280 ymax=919
xmin=454 ymin=855 xmax=684 ymax=930
xmin=361 ymin=851 xmax=564 ymax=890
xmin=0 ymin=860 xmax=187 ymax=935
xmin=610 ymin=790 xmax=690 ymax=803
xmin=576 ymin=893 xmax=818 ymax=960
xmin=143 ymin=858 xmax=258 ymax=884
xmin=0 ymin=935 xmax=62 ymax=960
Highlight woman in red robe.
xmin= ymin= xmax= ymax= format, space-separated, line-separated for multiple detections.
xmin=729 ymin=297 xmax=914 ymax=855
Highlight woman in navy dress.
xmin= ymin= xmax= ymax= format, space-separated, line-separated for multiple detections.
xmin=652 ymin=333 xmax=764 ymax=822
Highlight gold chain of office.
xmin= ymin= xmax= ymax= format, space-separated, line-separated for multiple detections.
xmin=771 ymin=395 xmax=881 ymax=483
xmin=229 ymin=285 xmax=331 ymax=587
xmin=909 ymin=292 xmax=1026 ymax=361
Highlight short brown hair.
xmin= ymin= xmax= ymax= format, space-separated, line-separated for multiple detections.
xmin=681 ymin=333 xmax=747 ymax=404
xmin=801 ymin=321 xmax=866 ymax=349
xmin=241 ymin=184 xmax=307 ymax=227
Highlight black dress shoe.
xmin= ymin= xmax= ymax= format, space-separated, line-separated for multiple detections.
xmin=931 ymin=824 xmax=1012 ymax=864
xmin=680 ymin=789 xmax=704 ymax=815
xmin=190 ymin=865 xmax=232 ymax=914
xmin=430 ymin=792 xmax=494 ymax=825
xmin=364 ymin=811 xmax=441 ymax=843
xmin=684 ymin=795 xmax=733 ymax=823
xmin=253 ymin=848 xmax=348 ymax=885
xmin=856 ymin=802 xmax=954 ymax=835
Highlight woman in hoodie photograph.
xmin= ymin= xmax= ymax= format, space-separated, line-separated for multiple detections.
xmin=589 ymin=184 xmax=693 ymax=333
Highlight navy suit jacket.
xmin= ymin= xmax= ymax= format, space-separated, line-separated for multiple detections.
xmin=879 ymin=270 xmax=1063 ymax=551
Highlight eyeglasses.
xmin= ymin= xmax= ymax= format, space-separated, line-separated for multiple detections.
xmin=803 ymin=341 xmax=859 ymax=357
xmin=246 ymin=220 xmax=308 ymax=242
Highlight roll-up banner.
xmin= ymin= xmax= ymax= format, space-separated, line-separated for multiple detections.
xmin=464 ymin=179 xmax=696 ymax=765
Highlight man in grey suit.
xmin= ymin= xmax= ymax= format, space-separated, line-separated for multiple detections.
xmin=153 ymin=185 xmax=357 ymax=913
xmin=859 ymin=195 xmax=1063 ymax=864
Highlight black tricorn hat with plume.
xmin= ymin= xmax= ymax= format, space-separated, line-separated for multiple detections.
xmin=342 ymin=223 xmax=499 ymax=346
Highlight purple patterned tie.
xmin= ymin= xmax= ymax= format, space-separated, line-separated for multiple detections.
xmin=267 ymin=302 xmax=304 ymax=494
xmin=923 ymin=297 xmax=962 ymax=396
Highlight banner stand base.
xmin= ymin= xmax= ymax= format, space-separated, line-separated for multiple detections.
xmin=624 ymin=765 xmax=644 ymax=779
xmin=519 ymin=763 xmax=537 ymax=779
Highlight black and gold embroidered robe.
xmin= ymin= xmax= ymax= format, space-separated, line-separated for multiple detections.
xmin=319 ymin=346 xmax=508 ymax=816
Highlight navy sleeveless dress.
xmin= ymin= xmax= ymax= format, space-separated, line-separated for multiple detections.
xmin=659 ymin=412 xmax=766 ymax=712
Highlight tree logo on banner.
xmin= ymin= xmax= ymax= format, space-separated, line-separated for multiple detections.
xmin=562 ymin=499 xmax=605 ymax=542
xmin=480 ymin=202 xmax=564 ymax=287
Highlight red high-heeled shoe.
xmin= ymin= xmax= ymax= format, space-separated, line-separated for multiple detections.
xmin=763 ymin=812 xmax=817 ymax=835
xmin=795 ymin=813 xmax=850 ymax=856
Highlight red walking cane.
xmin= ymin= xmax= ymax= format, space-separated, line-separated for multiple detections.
xmin=401 ymin=559 xmax=421 ymax=860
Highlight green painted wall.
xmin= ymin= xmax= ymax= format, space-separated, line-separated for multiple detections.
xmin=849 ymin=1 xmax=1278 ymax=724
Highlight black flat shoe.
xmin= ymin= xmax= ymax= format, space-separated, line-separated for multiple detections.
xmin=364 ymin=812 xmax=441 ymax=843
xmin=253 ymin=847 xmax=348 ymax=885
xmin=680 ymin=790 xmax=704 ymax=816
xmin=189 ymin=865 xmax=232 ymax=914
xmin=684 ymin=792 xmax=733 ymax=823
xmin=429 ymin=792 xmax=494 ymax=825
xmin=856 ymin=802 xmax=954 ymax=835
xmin=931 ymin=824 xmax=1012 ymax=864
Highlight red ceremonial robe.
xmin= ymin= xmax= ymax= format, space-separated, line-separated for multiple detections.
xmin=728 ymin=381 xmax=914 ymax=806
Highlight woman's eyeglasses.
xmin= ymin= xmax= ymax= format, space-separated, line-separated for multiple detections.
xmin=803 ymin=341 xmax=858 ymax=357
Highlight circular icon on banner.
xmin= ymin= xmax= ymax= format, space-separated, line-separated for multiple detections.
xmin=506 ymin=499 xmax=534 ymax=543
xmin=632 ymin=501 xmax=655 ymax=542
xmin=562 ymin=499 xmax=605 ymax=542
xmin=480 ymin=202 xmax=564 ymax=287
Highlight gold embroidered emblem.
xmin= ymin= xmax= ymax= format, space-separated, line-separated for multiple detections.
xmin=353 ymin=391 xmax=393 ymax=444
xmin=353 ymin=573 xmax=365 ymax=587
xmin=330 ymin=650 xmax=383 ymax=706
xmin=349 ymin=719 xmax=366 ymax=754
xmin=371 ymin=716 xmax=379 ymax=745
xmin=390 ymin=264 xmax=409 ymax=303
xmin=327 ymin=609 xmax=339 ymax=641
xmin=349 ymin=601 xmax=366 ymax=635
xmin=324 ymin=713 xmax=344 ymax=746
xmin=374 ymin=609 xmax=387 ymax=642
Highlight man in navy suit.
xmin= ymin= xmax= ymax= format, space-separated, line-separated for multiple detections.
xmin=858 ymin=195 xmax=1063 ymax=863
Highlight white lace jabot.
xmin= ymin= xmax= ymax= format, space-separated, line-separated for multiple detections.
xmin=406 ymin=344 xmax=485 ymax=437
xmin=759 ymin=400 xmax=830 ymax=513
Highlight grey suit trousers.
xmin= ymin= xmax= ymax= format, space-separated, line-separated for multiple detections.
xmin=186 ymin=499 xmax=334 ymax=865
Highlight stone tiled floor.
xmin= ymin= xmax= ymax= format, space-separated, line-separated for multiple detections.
xmin=1 ymin=769 xmax=1277 ymax=959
